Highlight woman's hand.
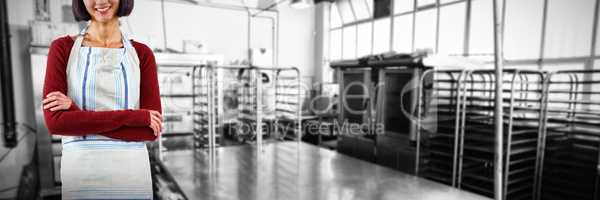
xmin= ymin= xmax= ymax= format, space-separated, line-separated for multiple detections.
xmin=43 ymin=91 xmax=73 ymax=111
xmin=148 ymin=110 xmax=162 ymax=136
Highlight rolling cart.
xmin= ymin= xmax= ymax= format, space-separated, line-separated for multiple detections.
xmin=416 ymin=69 xmax=545 ymax=200
xmin=456 ymin=70 xmax=544 ymax=200
xmin=537 ymin=70 xmax=600 ymax=200
xmin=416 ymin=69 xmax=468 ymax=186
xmin=189 ymin=65 xmax=302 ymax=152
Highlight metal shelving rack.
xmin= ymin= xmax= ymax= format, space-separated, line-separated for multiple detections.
xmin=154 ymin=54 xmax=224 ymax=160
xmin=456 ymin=70 xmax=544 ymax=200
xmin=192 ymin=65 xmax=217 ymax=150
xmin=416 ymin=69 xmax=467 ymax=186
xmin=537 ymin=70 xmax=600 ymax=200
xmin=191 ymin=65 xmax=302 ymax=151
xmin=416 ymin=69 xmax=545 ymax=200
xmin=273 ymin=69 xmax=303 ymax=141
xmin=235 ymin=67 xmax=260 ymax=142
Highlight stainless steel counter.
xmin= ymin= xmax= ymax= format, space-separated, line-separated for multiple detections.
xmin=161 ymin=142 xmax=489 ymax=200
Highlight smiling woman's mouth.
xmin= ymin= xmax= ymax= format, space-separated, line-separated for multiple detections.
xmin=96 ymin=6 xmax=111 ymax=14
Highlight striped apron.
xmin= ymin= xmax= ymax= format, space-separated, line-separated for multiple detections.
xmin=60 ymin=28 xmax=152 ymax=200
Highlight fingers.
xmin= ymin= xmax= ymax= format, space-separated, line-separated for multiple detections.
xmin=151 ymin=115 xmax=161 ymax=127
xmin=151 ymin=116 xmax=160 ymax=132
xmin=150 ymin=111 xmax=160 ymax=120
xmin=49 ymin=103 xmax=70 ymax=111
xmin=42 ymin=96 xmax=58 ymax=104
xmin=148 ymin=119 xmax=156 ymax=136
xmin=43 ymin=100 xmax=61 ymax=110
xmin=149 ymin=110 xmax=162 ymax=120
xmin=150 ymin=121 xmax=159 ymax=136
xmin=44 ymin=100 xmax=71 ymax=111
xmin=151 ymin=120 xmax=161 ymax=136
xmin=148 ymin=110 xmax=163 ymax=136
xmin=43 ymin=92 xmax=72 ymax=111
xmin=43 ymin=92 xmax=67 ymax=106
xmin=149 ymin=110 xmax=162 ymax=126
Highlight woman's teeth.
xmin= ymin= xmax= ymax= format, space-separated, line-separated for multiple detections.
xmin=96 ymin=6 xmax=110 ymax=13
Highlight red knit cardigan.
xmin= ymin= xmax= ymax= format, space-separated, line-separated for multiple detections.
xmin=42 ymin=36 xmax=161 ymax=141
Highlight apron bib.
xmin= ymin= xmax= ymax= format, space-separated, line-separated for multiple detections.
xmin=60 ymin=27 xmax=152 ymax=200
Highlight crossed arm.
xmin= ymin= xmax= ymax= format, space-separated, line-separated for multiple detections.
xmin=42 ymin=39 xmax=163 ymax=141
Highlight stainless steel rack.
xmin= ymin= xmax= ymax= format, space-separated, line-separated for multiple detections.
xmin=273 ymin=69 xmax=303 ymax=141
xmin=416 ymin=69 xmax=467 ymax=186
xmin=192 ymin=65 xmax=218 ymax=150
xmin=537 ymin=70 xmax=600 ymax=200
xmin=456 ymin=70 xmax=544 ymax=200
xmin=416 ymin=69 xmax=546 ymax=200
xmin=190 ymin=65 xmax=302 ymax=152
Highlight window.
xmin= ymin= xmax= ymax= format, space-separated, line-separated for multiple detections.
xmin=351 ymin=0 xmax=372 ymax=20
xmin=327 ymin=0 xmax=599 ymax=69
xmin=438 ymin=2 xmax=465 ymax=55
xmin=504 ymin=0 xmax=544 ymax=59
xmin=440 ymin=0 xmax=460 ymax=4
xmin=373 ymin=18 xmax=391 ymax=54
xmin=468 ymin=0 xmax=494 ymax=55
xmin=597 ymin=14 xmax=600 ymax=55
xmin=394 ymin=0 xmax=414 ymax=14
xmin=337 ymin=0 xmax=356 ymax=24
xmin=357 ymin=22 xmax=373 ymax=57
xmin=414 ymin=8 xmax=437 ymax=52
xmin=330 ymin=29 xmax=342 ymax=60
xmin=366 ymin=0 xmax=374 ymax=16
xmin=504 ymin=64 xmax=540 ymax=70
xmin=330 ymin=3 xmax=343 ymax=28
xmin=343 ymin=26 xmax=357 ymax=59
xmin=544 ymin=0 xmax=595 ymax=58
xmin=393 ymin=14 xmax=413 ymax=53
xmin=418 ymin=0 xmax=436 ymax=7
xmin=542 ymin=63 xmax=585 ymax=71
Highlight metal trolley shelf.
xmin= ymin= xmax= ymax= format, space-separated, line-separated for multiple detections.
xmin=190 ymin=64 xmax=302 ymax=151
xmin=416 ymin=69 xmax=466 ymax=186
xmin=538 ymin=70 xmax=600 ymax=200
xmin=416 ymin=69 xmax=546 ymax=200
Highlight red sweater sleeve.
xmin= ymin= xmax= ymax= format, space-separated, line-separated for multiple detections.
xmin=42 ymin=37 xmax=151 ymax=138
xmin=100 ymin=41 xmax=162 ymax=141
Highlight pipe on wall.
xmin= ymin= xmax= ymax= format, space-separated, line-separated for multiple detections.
xmin=0 ymin=0 xmax=17 ymax=148
xmin=492 ymin=0 xmax=505 ymax=199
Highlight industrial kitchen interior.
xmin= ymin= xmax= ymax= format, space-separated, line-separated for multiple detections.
xmin=0 ymin=0 xmax=599 ymax=199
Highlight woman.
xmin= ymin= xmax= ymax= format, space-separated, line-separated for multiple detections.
xmin=42 ymin=0 xmax=162 ymax=199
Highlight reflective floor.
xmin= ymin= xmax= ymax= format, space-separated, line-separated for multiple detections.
xmin=161 ymin=142 xmax=489 ymax=200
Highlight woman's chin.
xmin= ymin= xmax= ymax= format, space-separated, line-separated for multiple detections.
xmin=93 ymin=16 xmax=117 ymax=23
xmin=92 ymin=11 xmax=117 ymax=23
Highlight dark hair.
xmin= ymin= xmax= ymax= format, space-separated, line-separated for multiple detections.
xmin=72 ymin=0 xmax=134 ymax=21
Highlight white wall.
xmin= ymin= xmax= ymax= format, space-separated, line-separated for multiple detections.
xmin=126 ymin=1 xmax=251 ymax=61
xmin=278 ymin=3 xmax=315 ymax=77
xmin=124 ymin=0 xmax=315 ymax=77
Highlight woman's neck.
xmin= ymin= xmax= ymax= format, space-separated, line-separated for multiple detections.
xmin=85 ymin=19 xmax=122 ymax=47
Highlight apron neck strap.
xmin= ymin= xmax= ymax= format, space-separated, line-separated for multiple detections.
xmin=77 ymin=23 xmax=133 ymax=49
